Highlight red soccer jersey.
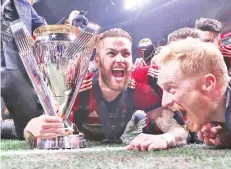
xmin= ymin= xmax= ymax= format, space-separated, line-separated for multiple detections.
xmin=70 ymin=72 xmax=162 ymax=140
xmin=132 ymin=65 xmax=162 ymax=97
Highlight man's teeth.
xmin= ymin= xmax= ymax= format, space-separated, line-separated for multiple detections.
xmin=112 ymin=68 xmax=124 ymax=71
xmin=177 ymin=105 xmax=185 ymax=111
xmin=168 ymin=105 xmax=186 ymax=112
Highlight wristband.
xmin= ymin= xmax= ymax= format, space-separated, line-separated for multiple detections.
xmin=160 ymin=133 xmax=176 ymax=148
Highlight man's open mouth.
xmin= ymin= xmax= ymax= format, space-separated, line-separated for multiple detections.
xmin=180 ymin=110 xmax=188 ymax=121
xmin=112 ymin=68 xmax=125 ymax=78
xmin=169 ymin=104 xmax=188 ymax=122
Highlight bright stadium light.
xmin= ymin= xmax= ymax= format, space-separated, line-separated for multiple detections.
xmin=124 ymin=0 xmax=148 ymax=10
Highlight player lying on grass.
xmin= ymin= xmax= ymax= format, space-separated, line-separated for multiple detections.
xmin=23 ymin=28 xmax=188 ymax=150
xmin=155 ymin=37 xmax=231 ymax=148
xmin=127 ymin=28 xmax=203 ymax=149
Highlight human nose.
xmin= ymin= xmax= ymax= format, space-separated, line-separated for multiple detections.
xmin=115 ymin=53 xmax=124 ymax=63
xmin=161 ymin=90 xmax=174 ymax=108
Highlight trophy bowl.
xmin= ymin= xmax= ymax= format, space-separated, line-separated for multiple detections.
xmin=10 ymin=20 xmax=100 ymax=149
xmin=33 ymin=25 xmax=81 ymax=114
xmin=34 ymin=25 xmax=87 ymax=149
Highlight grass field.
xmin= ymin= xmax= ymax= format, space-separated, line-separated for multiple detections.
xmin=1 ymin=139 xmax=231 ymax=169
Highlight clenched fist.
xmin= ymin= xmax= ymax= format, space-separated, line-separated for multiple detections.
xmin=126 ymin=133 xmax=168 ymax=151
xmin=198 ymin=123 xmax=231 ymax=148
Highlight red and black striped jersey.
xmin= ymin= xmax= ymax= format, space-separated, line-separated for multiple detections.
xmin=70 ymin=71 xmax=162 ymax=140
xmin=131 ymin=65 xmax=163 ymax=97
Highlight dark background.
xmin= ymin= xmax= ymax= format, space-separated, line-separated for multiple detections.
xmin=33 ymin=0 xmax=231 ymax=57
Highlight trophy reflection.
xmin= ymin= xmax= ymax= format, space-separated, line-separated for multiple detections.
xmin=10 ymin=20 xmax=100 ymax=149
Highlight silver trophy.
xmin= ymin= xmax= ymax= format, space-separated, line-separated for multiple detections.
xmin=10 ymin=20 xmax=100 ymax=149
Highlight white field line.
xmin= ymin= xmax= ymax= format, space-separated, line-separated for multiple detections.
xmin=1 ymin=147 xmax=126 ymax=156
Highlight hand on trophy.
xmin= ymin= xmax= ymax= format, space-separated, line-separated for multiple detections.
xmin=24 ymin=115 xmax=65 ymax=139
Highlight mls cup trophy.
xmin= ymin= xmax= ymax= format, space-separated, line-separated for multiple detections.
xmin=10 ymin=20 xmax=100 ymax=149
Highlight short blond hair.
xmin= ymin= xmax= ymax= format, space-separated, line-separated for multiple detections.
xmin=168 ymin=27 xmax=201 ymax=43
xmin=156 ymin=38 xmax=229 ymax=86
xmin=96 ymin=28 xmax=132 ymax=55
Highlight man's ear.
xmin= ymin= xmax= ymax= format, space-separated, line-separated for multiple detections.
xmin=95 ymin=55 xmax=100 ymax=68
xmin=201 ymin=74 xmax=216 ymax=92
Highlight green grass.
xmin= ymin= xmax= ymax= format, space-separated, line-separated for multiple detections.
xmin=1 ymin=139 xmax=231 ymax=169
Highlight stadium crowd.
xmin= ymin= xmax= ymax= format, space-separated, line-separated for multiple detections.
xmin=1 ymin=0 xmax=231 ymax=150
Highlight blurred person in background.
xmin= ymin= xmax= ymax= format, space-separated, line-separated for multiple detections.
xmin=1 ymin=0 xmax=46 ymax=139
xmin=58 ymin=10 xmax=89 ymax=30
xmin=134 ymin=38 xmax=155 ymax=67
xmin=195 ymin=17 xmax=231 ymax=73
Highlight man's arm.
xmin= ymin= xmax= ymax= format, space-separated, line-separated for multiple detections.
xmin=131 ymin=66 xmax=149 ymax=84
xmin=31 ymin=7 xmax=47 ymax=31
xmin=147 ymin=107 xmax=188 ymax=148
xmin=132 ymin=66 xmax=162 ymax=97
xmin=126 ymin=107 xmax=188 ymax=151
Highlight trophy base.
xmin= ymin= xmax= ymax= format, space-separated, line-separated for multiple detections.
xmin=35 ymin=134 xmax=87 ymax=149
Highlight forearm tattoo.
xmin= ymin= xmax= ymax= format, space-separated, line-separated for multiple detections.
xmin=147 ymin=107 xmax=177 ymax=133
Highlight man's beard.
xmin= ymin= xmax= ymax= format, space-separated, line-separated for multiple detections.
xmin=187 ymin=109 xmax=213 ymax=132
xmin=187 ymin=121 xmax=201 ymax=132
xmin=98 ymin=60 xmax=131 ymax=92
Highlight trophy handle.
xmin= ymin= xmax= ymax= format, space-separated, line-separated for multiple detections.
xmin=10 ymin=19 xmax=57 ymax=116
xmin=60 ymin=22 xmax=100 ymax=120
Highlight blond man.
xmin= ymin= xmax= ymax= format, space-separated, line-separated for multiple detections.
xmin=155 ymin=37 xmax=231 ymax=148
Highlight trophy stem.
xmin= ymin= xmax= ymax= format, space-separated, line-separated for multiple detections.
xmin=63 ymin=118 xmax=80 ymax=134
